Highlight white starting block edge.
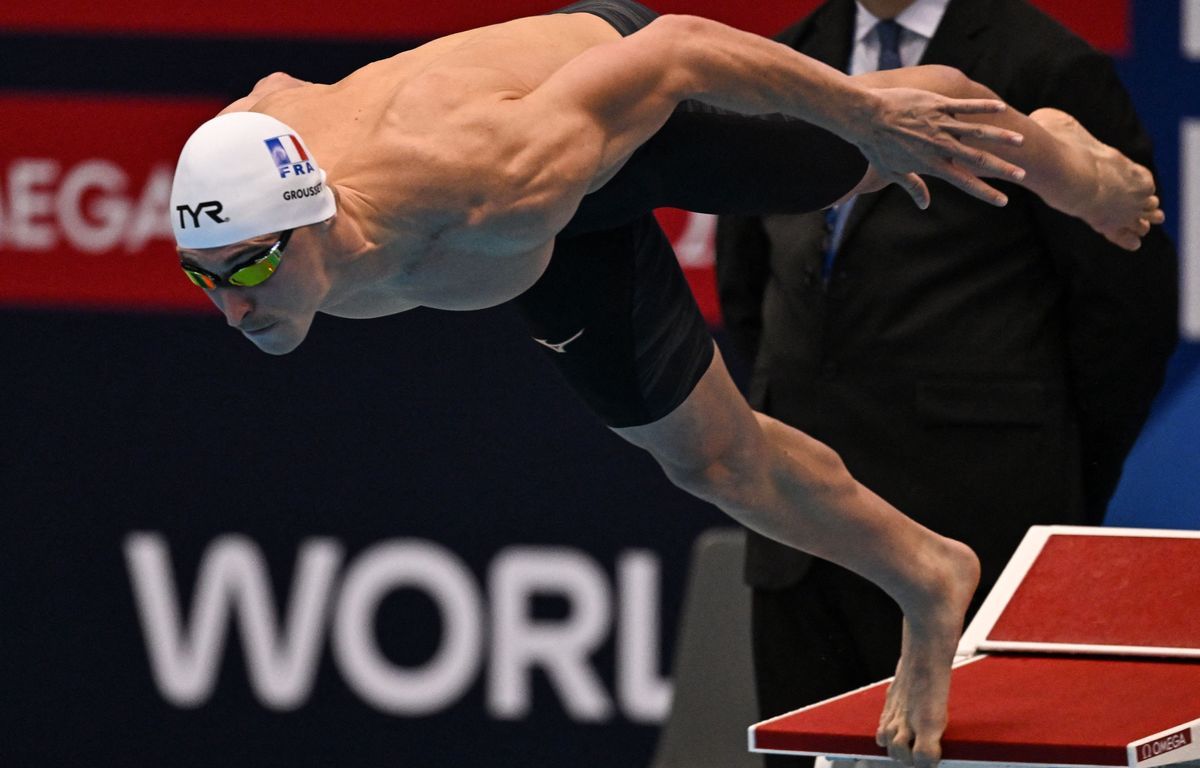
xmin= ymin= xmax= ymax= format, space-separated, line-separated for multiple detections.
xmin=957 ymin=526 xmax=1200 ymax=659
xmin=762 ymin=754 xmax=1117 ymax=768
xmin=1130 ymin=721 xmax=1200 ymax=768
xmin=747 ymin=657 xmax=990 ymax=755
xmin=810 ymin=758 xmax=1118 ymax=768
xmin=787 ymin=724 xmax=1200 ymax=768
xmin=753 ymin=706 xmax=1200 ymax=768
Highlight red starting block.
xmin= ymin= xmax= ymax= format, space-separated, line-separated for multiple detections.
xmin=749 ymin=526 xmax=1200 ymax=768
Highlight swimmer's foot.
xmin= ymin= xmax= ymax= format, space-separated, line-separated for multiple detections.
xmin=1030 ymin=107 xmax=1164 ymax=251
xmin=877 ymin=538 xmax=980 ymax=768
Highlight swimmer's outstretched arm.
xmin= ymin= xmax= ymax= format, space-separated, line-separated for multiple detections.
xmin=515 ymin=14 xmax=1023 ymax=216
xmin=512 ymin=13 xmax=1159 ymax=251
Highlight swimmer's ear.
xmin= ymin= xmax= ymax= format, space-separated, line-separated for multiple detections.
xmin=319 ymin=185 xmax=339 ymax=229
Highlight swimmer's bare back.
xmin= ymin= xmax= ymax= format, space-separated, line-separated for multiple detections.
xmin=225 ymin=14 xmax=623 ymax=314
xmin=218 ymin=12 xmax=1033 ymax=317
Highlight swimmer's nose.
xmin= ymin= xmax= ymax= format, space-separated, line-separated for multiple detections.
xmin=215 ymin=289 xmax=254 ymax=329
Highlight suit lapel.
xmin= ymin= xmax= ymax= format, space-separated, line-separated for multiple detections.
xmin=920 ymin=0 xmax=995 ymax=73
xmin=789 ymin=0 xmax=856 ymax=69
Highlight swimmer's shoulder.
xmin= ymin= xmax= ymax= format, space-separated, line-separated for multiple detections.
xmin=320 ymin=291 xmax=421 ymax=319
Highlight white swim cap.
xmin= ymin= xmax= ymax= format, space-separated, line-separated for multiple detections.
xmin=170 ymin=112 xmax=336 ymax=249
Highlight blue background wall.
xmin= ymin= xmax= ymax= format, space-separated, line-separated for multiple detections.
xmin=1105 ymin=3 xmax=1199 ymax=528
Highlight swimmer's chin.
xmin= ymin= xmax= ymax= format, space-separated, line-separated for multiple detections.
xmin=241 ymin=324 xmax=306 ymax=355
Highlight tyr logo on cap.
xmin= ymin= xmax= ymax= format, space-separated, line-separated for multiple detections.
xmin=176 ymin=200 xmax=229 ymax=229
xmin=264 ymin=135 xmax=316 ymax=179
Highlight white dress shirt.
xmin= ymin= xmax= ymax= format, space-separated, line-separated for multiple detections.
xmin=849 ymin=0 xmax=951 ymax=75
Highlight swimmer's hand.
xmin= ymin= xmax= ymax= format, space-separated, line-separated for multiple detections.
xmin=850 ymin=87 xmax=1026 ymax=210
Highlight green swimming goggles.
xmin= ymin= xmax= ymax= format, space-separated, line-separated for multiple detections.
xmin=181 ymin=229 xmax=293 ymax=290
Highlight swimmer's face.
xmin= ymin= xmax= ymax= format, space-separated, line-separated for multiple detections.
xmin=177 ymin=227 xmax=328 ymax=355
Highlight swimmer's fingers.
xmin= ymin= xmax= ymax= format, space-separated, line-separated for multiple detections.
xmin=932 ymin=128 xmax=1026 ymax=184
xmin=939 ymin=112 xmax=1025 ymax=149
xmin=878 ymin=161 xmax=1003 ymax=208
xmin=936 ymin=97 xmax=1009 ymax=117
xmin=932 ymin=157 xmax=1011 ymax=207
xmin=885 ymin=164 xmax=1007 ymax=209
xmin=884 ymin=161 xmax=1009 ymax=209
xmin=884 ymin=171 xmax=932 ymax=210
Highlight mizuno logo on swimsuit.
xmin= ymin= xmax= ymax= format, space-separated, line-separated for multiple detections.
xmin=533 ymin=328 xmax=585 ymax=354
xmin=283 ymin=183 xmax=323 ymax=201
xmin=175 ymin=200 xmax=228 ymax=228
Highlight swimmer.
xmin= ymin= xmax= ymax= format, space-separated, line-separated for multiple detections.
xmin=170 ymin=2 xmax=1163 ymax=765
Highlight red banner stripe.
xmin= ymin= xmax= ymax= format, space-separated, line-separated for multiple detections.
xmin=0 ymin=1 xmax=1129 ymax=52
xmin=0 ymin=94 xmax=223 ymax=312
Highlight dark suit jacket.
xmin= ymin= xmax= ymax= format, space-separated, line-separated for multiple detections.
xmin=716 ymin=0 xmax=1178 ymax=597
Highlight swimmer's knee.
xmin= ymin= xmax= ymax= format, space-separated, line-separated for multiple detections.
xmin=651 ymin=426 xmax=767 ymax=506
xmin=658 ymin=451 xmax=758 ymax=509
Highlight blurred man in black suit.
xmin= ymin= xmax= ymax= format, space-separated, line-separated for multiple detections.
xmin=716 ymin=2 xmax=1178 ymax=766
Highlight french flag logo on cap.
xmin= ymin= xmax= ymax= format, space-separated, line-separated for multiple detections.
xmin=264 ymin=134 xmax=316 ymax=179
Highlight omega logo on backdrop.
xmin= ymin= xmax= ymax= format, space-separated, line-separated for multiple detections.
xmin=0 ymin=159 xmax=172 ymax=253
